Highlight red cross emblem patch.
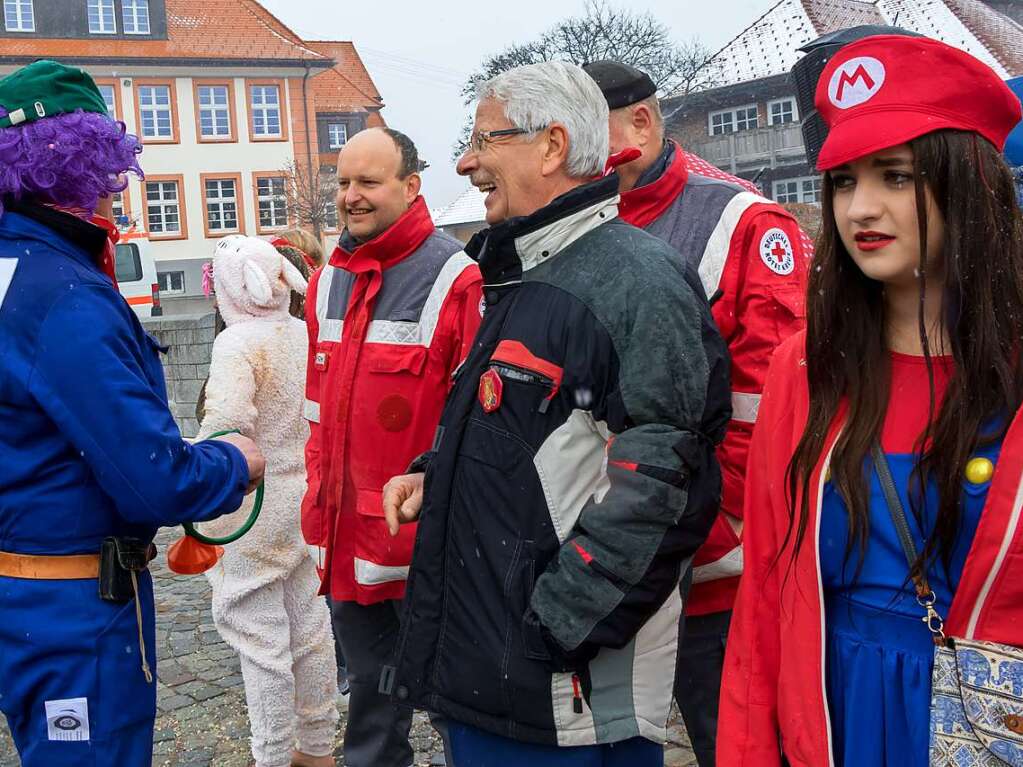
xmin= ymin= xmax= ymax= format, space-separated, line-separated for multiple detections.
xmin=478 ymin=368 xmax=503 ymax=413
xmin=759 ymin=228 xmax=795 ymax=275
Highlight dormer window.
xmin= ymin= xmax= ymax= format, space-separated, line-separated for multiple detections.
xmin=122 ymin=0 xmax=150 ymax=34
xmin=87 ymin=0 xmax=115 ymax=34
xmin=3 ymin=0 xmax=34 ymax=32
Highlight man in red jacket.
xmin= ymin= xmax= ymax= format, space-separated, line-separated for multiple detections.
xmin=584 ymin=61 xmax=811 ymax=767
xmin=302 ymin=127 xmax=483 ymax=767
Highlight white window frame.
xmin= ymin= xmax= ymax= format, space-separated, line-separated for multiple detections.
xmin=327 ymin=123 xmax=348 ymax=150
xmin=146 ymin=181 xmax=181 ymax=235
xmin=250 ymin=85 xmax=282 ymax=138
xmin=87 ymin=0 xmax=115 ymax=33
xmin=256 ymin=176 xmax=288 ymax=230
xmin=735 ymin=104 xmax=759 ymax=132
xmin=4 ymin=0 xmax=34 ymax=31
xmin=709 ymin=104 xmax=759 ymax=136
xmin=111 ymin=190 xmax=127 ymax=226
xmin=204 ymin=178 xmax=240 ymax=234
xmin=138 ymin=85 xmax=173 ymax=140
xmin=773 ymin=176 xmax=821 ymax=205
xmin=323 ymin=198 xmax=339 ymax=231
xmin=121 ymin=0 xmax=149 ymax=34
xmin=197 ymin=85 xmax=231 ymax=138
xmin=157 ymin=271 xmax=186 ymax=296
xmin=708 ymin=108 xmax=734 ymax=136
xmin=97 ymin=83 xmax=117 ymax=118
xmin=767 ymin=97 xmax=798 ymax=126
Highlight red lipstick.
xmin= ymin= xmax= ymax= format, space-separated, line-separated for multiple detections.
xmin=854 ymin=231 xmax=895 ymax=252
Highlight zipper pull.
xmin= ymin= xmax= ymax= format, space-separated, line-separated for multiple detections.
xmin=538 ymin=396 xmax=551 ymax=414
xmin=571 ymin=673 xmax=583 ymax=713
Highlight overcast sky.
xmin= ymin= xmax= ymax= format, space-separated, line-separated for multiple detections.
xmin=259 ymin=0 xmax=778 ymax=211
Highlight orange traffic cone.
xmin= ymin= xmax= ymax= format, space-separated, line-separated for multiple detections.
xmin=166 ymin=534 xmax=224 ymax=575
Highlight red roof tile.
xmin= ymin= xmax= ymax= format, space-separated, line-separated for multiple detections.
xmin=305 ymin=41 xmax=382 ymax=102
xmin=0 ymin=0 xmax=327 ymax=63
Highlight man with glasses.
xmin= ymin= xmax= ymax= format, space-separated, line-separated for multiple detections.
xmin=381 ymin=61 xmax=730 ymax=766
xmin=300 ymin=127 xmax=482 ymax=767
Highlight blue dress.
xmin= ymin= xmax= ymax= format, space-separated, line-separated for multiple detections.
xmin=819 ymin=354 xmax=1000 ymax=767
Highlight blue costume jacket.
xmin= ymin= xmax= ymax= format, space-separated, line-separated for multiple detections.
xmin=0 ymin=202 xmax=248 ymax=765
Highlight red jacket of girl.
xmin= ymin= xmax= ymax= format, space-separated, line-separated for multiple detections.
xmin=718 ymin=331 xmax=1023 ymax=766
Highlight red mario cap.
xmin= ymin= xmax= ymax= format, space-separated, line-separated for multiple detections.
xmin=815 ymin=34 xmax=1022 ymax=170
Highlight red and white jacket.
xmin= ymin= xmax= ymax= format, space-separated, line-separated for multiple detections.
xmin=619 ymin=141 xmax=811 ymax=616
xmin=718 ymin=333 xmax=1023 ymax=766
xmin=301 ymin=197 xmax=483 ymax=604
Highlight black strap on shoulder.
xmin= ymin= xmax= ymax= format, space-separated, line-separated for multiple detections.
xmin=870 ymin=442 xmax=919 ymax=571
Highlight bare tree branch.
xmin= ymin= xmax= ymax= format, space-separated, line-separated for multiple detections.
xmin=452 ymin=1 xmax=719 ymax=159
xmin=280 ymin=160 xmax=338 ymax=240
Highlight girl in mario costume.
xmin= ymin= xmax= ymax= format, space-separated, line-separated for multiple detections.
xmin=717 ymin=34 xmax=1023 ymax=767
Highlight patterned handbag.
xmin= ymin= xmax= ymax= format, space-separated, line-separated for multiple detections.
xmin=871 ymin=446 xmax=1023 ymax=766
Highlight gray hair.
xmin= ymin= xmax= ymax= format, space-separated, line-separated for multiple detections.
xmin=476 ymin=61 xmax=609 ymax=178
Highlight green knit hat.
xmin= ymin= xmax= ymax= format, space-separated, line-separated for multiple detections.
xmin=0 ymin=60 xmax=109 ymax=129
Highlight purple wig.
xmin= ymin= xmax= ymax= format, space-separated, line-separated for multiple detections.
xmin=0 ymin=109 xmax=143 ymax=217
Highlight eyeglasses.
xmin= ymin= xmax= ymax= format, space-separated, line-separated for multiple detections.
xmin=467 ymin=127 xmax=542 ymax=153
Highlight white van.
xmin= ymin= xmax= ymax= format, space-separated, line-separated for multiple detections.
xmin=115 ymin=234 xmax=162 ymax=318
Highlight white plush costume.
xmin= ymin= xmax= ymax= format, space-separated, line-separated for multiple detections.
xmin=196 ymin=235 xmax=338 ymax=767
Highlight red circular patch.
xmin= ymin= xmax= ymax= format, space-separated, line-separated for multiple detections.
xmin=376 ymin=395 xmax=413 ymax=432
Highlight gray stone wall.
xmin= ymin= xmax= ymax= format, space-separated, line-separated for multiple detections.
xmin=142 ymin=313 xmax=215 ymax=439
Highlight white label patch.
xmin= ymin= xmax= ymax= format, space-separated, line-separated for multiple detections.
xmin=46 ymin=698 xmax=90 ymax=741
xmin=0 ymin=258 xmax=18 ymax=309
xmin=828 ymin=56 xmax=886 ymax=109
xmin=478 ymin=296 xmax=487 ymax=317
xmin=759 ymin=229 xmax=795 ymax=275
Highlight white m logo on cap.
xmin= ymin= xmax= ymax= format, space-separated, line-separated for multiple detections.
xmin=828 ymin=57 xmax=886 ymax=109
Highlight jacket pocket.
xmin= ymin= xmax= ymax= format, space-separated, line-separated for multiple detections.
xmin=364 ymin=346 xmax=428 ymax=434
xmin=769 ymin=284 xmax=806 ymax=321
xmin=352 ymin=487 xmax=415 ymax=588
xmin=489 ymin=340 xmax=562 ymax=413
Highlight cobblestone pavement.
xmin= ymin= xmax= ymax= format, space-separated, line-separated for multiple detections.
xmin=0 ymin=528 xmax=696 ymax=766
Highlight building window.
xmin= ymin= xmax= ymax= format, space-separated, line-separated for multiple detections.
xmin=249 ymin=84 xmax=282 ymax=138
xmin=87 ymin=0 xmax=115 ymax=33
xmin=157 ymin=271 xmax=186 ymax=295
xmin=197 ymin=85 xmax=231 ymax=138
xmin=97 ymin=83 xmax=117 ymax=118
xmin=709 ymin=105 xmax=759 ymax=136
xmin=801 ymin=177 xmax=822 ymax=203
xmin=121 ymin=0 xmax=149 ymax=34
xmin=710 ymin=110 xmax=734 ymax=136
xmin=328 ymin=123 xmax=348 ymax=149
xmin=138 ymin=84 xmax=174 ymax=140
xmin=768 ymin=98 xmax=797 ymax=126
xmin=735 ymin=106 xmax=758 ymax=132
xmin=323 ymin=198 xmax=339 ymax=231
xmin=774 ymin=176 xmax=821 ymax=205
xmin=3 ymin=0 xmax=34 ymax=31
xmin=255 ymin=176 xmax=288 ymax=230
xmin=111 ymin=190 xmax=127 ymax=227
xmin=205 ymin=178 xmax=240 ymax=234
xmin=146 ymin=180 xmax=182 ymax=236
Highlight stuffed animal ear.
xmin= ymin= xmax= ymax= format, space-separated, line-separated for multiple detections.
xmin=242 ymin=259 xmax=274 ymax=307
xmin=280 ymin=255 xmax=308 ymax=296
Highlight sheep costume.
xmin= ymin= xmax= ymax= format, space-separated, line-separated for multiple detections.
xmin=195 ymin=234 xmax=338 ymax=767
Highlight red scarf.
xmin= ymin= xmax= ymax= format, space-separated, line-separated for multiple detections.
xmin=318 ymin=195 xmax=435 ymax=514
xmin=90 ymin=213 xmax=121 ymax=287
xmin=616 ymin=140 xmax=689 ymax=229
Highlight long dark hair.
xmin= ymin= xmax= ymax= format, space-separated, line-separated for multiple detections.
xmin=784 ymin=130 xmax=1023 ymax=582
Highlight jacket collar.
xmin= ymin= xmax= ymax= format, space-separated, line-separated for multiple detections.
xmin=617 ymin=139 xmax=688 ymax=229
xmin=330 ymin=195 xmax=434 ymax=274
xmin=465 ymin=174 xmax=620 ymax=286
xmin=1 ymin=198 xmax=108 ymax=270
